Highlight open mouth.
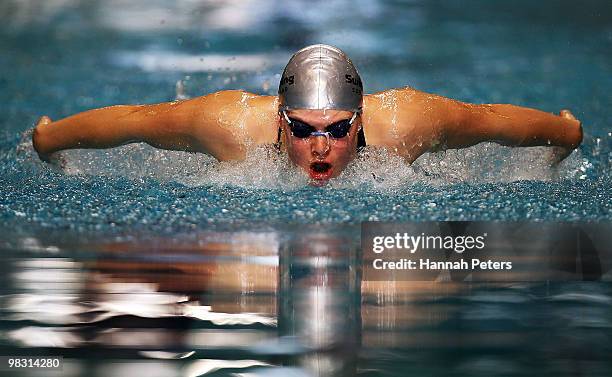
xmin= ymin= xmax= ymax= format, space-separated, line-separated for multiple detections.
xmin=309 ymin=162 xmax=333 ymax=180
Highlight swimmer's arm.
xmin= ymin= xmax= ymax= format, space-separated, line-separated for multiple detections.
xmin=32 ymin=91 xmax=258 ymax=161
xmin=441 ymin=101 xmax=583 ymax=162
xmin=33 ymin=104 xmax=194 ymax=160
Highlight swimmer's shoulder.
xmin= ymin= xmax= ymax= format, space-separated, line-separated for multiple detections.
xmin=362 ymin=87 xmax=424 ymax=145
xmin=245 ymin=94 xmax=280 ymax=145
xmin=363 ymin=87 xmax=432 ymax=110
xmin=363 ymin=87 xmax=454 ymax=152
xmin=178 ymin=90 xmax=279 ymax=145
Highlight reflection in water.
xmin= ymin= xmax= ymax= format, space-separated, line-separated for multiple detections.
xmin=1 ymin=231 xmax=281 ymax=377
xmin=279 ymin=231 xmax=361 ymax=376
xmin=1 ymin=228 xmax=611 ymax=376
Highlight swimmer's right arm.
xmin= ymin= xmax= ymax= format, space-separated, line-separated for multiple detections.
xmin=32 ymin=103 xmax=196 ymax=161
xmin=32 ymin=90 xmax=277 ymax=162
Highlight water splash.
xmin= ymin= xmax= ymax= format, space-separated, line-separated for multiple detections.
xmin=16 ymin=130 xmax=588 ymax=190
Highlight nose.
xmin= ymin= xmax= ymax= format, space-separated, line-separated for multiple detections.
xmin=310 ymin=134 xmax=330 ymax=158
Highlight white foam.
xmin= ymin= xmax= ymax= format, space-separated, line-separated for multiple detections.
xmin=54 ymin=143 xmax=307 ymax=190
xmin=54 ymin=143 xmax=582 ymax=189
xmin=18 ymin=129 xmax=584 ymax=189
xmin=331 ymin=143 xmax=583 ymax=189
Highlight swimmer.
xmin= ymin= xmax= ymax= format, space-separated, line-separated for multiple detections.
xmin=32 ymin=44 xmax=582 ymax=183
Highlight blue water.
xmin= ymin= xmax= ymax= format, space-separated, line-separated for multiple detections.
xmin=1 ymin=0 xmax=610 ymax=232
xmin=0 ymin=1 xmax=611 ymax=376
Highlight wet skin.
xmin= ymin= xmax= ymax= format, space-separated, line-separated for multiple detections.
xmin=33 ymin=88 xmax=583 ymax=184
xmin=279 ymin=109 xmax=360 ymax=183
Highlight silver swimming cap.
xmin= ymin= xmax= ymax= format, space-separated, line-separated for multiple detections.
xmin=278 ymin=44 xmax=363 ymax=112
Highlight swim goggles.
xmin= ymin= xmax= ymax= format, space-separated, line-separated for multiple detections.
xmin=281 ymin=110 xmax=359 ymax=139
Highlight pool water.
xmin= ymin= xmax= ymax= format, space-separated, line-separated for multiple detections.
xmin=0 ymin=0 xmax=611 ymax=376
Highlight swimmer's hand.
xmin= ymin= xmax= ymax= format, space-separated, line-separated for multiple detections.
xmin=548 ymin=109 xmax=582 ymax=166
xmin=32 ymin=116 xmax=66 ymax=167
xmin=33 ymin=116 xmax=53 ymax=161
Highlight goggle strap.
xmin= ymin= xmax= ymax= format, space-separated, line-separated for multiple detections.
xmin=282 ymin=110 xmax=291 ymax=124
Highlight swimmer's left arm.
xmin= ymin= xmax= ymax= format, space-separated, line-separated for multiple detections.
xmin=440 ymin=100 xmax=583 ymax=163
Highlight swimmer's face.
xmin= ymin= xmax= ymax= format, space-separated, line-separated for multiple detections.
xmin=280 ymin=109 xmax=361 ymax=184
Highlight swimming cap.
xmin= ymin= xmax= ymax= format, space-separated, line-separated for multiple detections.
xmin=278 ymin=44 xmax=363 ymax=112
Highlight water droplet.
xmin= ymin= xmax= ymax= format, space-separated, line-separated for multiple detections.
xmin=262 ymin=80 xmax=270 ymax=92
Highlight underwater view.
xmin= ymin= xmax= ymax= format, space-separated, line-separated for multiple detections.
xmin=0 ymin=0 xmax=610 ymax=376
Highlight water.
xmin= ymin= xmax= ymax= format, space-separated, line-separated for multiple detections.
xmin=0 ymin=0 xmax=611 ymax=376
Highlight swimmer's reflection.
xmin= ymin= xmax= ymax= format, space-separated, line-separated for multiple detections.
xmin=90 ymin=231 xmax=363 ymax=376
xmin=75 ymin=233 xmax=279 ymax=351
xmin=279 ymin=231 xmax=361 ymax=377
